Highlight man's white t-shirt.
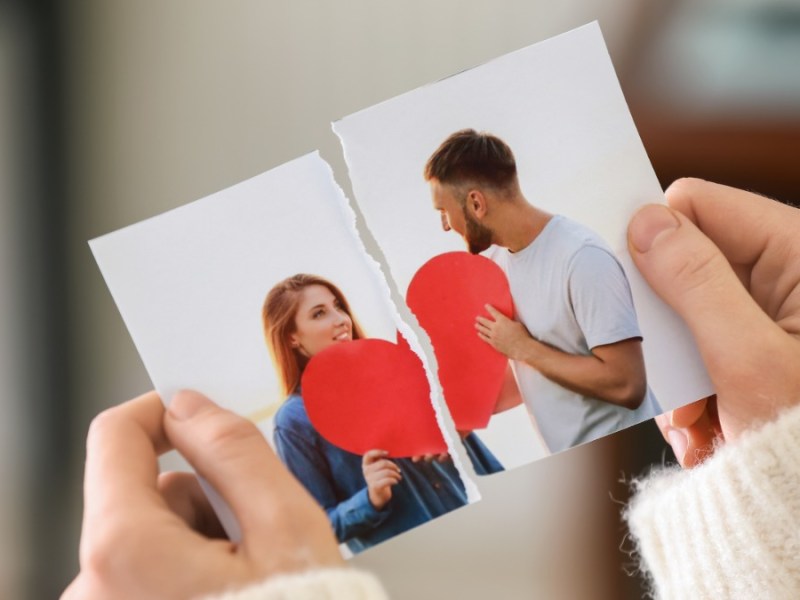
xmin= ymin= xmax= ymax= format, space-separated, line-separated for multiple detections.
xmin=486 ymin=215 xmax=661 ymax=453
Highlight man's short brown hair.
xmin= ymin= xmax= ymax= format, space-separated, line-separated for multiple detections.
xmin=424 ymin=129 xmax=517 ymax=190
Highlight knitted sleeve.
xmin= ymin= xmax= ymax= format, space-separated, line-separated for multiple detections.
xmin=625 ymin=403 xmax=800 ymax=599
xmin=203 ymin=568 xmax=389 ymax=600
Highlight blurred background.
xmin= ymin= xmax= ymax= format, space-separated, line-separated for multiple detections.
xmin=1 ymin=1 xmax=798 ymax=598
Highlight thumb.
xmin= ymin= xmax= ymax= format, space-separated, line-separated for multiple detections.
xmin=164 ymin=390 xmax=321 ymax=553
xmin=627 ymin=204 xmax=785 ymax=394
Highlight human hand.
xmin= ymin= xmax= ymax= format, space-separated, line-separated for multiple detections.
xmin=361 ymin=449 xmax=402 ymax=510
xmin=62 ymin=390 xmax=343 ymax=600
xmin=475 ymin=305 xmax=532 ymax=361
xmin=410 ymin=452 xmax=450 ymax=464
xmin=627 ymin=178 xmax=800 ymax=467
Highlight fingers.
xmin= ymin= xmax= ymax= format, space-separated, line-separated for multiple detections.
xmin=74 ymin=389 xmax=343 ymax=597
xmin=475 ymin=317 xmax=492 ymax=335
xmin=157 ymin=472 xmax=226 ymax=539
xmin=163 ymin=390 xmax=313 ymax=546
xmin=363 ymin=450 xmax=402 ymax=479
xmin=363 ymin=449 xmax=402 ymax=491
xmin=366 ymin=461 xmax=401 ymax=477
xmin=362 ymin=449 xmax=391 ymax=466
xmin=667 ymin=178 xmax=800 ymax=340
xmin=664 ymin=178 xmax=799 ymax=273
xmin=476 ymin=309 xmax=504 ymax=342
xmin=410 ymin=452 xmax=450 ymax=464
xmin=655 ymin=397 xmax=720 ymax=468
xmin=484 ymin=304 xmax=502 ymax=318
xmin=630 ymin=182 xmax=800 ymax=440
xmin=167 ymin=390 xmax=345 ymax=571
xmin=670 ymin=397 xmax=708 ymax=429
xmin=363 ymin=451 xmax=401 ymax=476
xmin=371 ymin=476 xmax=402 ymax=491
xmin=363 ymin=452 xmax=401 ymax=511
xmin=77 ymin=392 xmax=228 ymax=596
xmin=475 ymin=319 xmax=493 ymax=345
xmin=681 ymin=406 xmax=720 ymax=468
xmin=60 ymin=574 xmax=85 ymax=600
xmin=82 ymin=392 xmax=171 ymax=538
xmin=368 ymin=469 xmax=402 ymax=485
xmin=481 ymin=304 xmax=511 ymax=323
xmin=477 ymin=303 xmax=507 ymax=327
xmin=627 ymin=202 xmax=787 ymax=387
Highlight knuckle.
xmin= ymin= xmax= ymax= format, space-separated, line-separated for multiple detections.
xmin=80 ymin=532 xmax=112 ymax=576
xmin=86 ymin=408 xmax=123 ymax=451
xmin=666 ymin=177 xmax=699 ymax=195
xmin=672 ymin=248 xmax=726 ymax=297
xmin=674 ymin=248 xmax=714 ymax=282
xmin=664 ymin=177 xmax=702 ymax=210
xmin=202 ymin=413 xmax=263 ymax=457
xmin=81 ymin=515 xmax=137 ymax=577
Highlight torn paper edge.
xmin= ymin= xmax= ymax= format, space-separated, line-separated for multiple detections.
xmin=319 ymin=151 xmax=481 ymax=503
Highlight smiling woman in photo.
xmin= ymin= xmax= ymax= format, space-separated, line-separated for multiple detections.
xmin=263 ymin=273 xmax=502 ymax=553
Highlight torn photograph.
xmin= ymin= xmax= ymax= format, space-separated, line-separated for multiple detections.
xmin=89 ymin=153 xmax=494 ymax=556
xmin=334 ymin=22 xmax=713 ymax=467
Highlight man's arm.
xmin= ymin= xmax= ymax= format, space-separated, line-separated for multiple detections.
xmin=476 ymin=306 xmax=646 ymax=410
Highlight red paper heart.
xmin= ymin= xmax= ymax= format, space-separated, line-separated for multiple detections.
xmin=301 ymin=338 xmax=447 ymax=458
xmin=406 ymin=252 xmax=513 ymax=430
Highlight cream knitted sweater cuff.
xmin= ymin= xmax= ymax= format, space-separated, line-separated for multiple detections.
xmin=625 ymin=403 xmax=800 ymax=599
xmin=204 ymin=568 xmax=389 ymax=600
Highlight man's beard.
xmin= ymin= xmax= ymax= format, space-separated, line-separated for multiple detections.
xmin=464 ymin=209 xmax=493 ymax=254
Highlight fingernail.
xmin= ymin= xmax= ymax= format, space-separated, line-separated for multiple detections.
xmin=168 ymin=390 xmax=210 ymax=421
xmin=667 ymin=428 xmax=688 ymax=466
xmin=629 ymin=205 xmax=680 ymax=253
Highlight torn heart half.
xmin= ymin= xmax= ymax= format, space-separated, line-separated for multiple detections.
xmin=406 ymin=251 xmax=513 ymax=430
xmin=302 ymin=338 xmax=448 ymax=457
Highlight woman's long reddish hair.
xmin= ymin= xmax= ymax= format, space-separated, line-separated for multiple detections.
xmin=262 ymin=274 xmax=365 ymax=397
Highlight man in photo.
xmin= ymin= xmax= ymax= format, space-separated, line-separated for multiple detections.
xmin=424 ymin=129 xmax=661 ymax=453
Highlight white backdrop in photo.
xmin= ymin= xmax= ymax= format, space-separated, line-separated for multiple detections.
xmin=90 ymin=152 xmax=439 ymax=433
